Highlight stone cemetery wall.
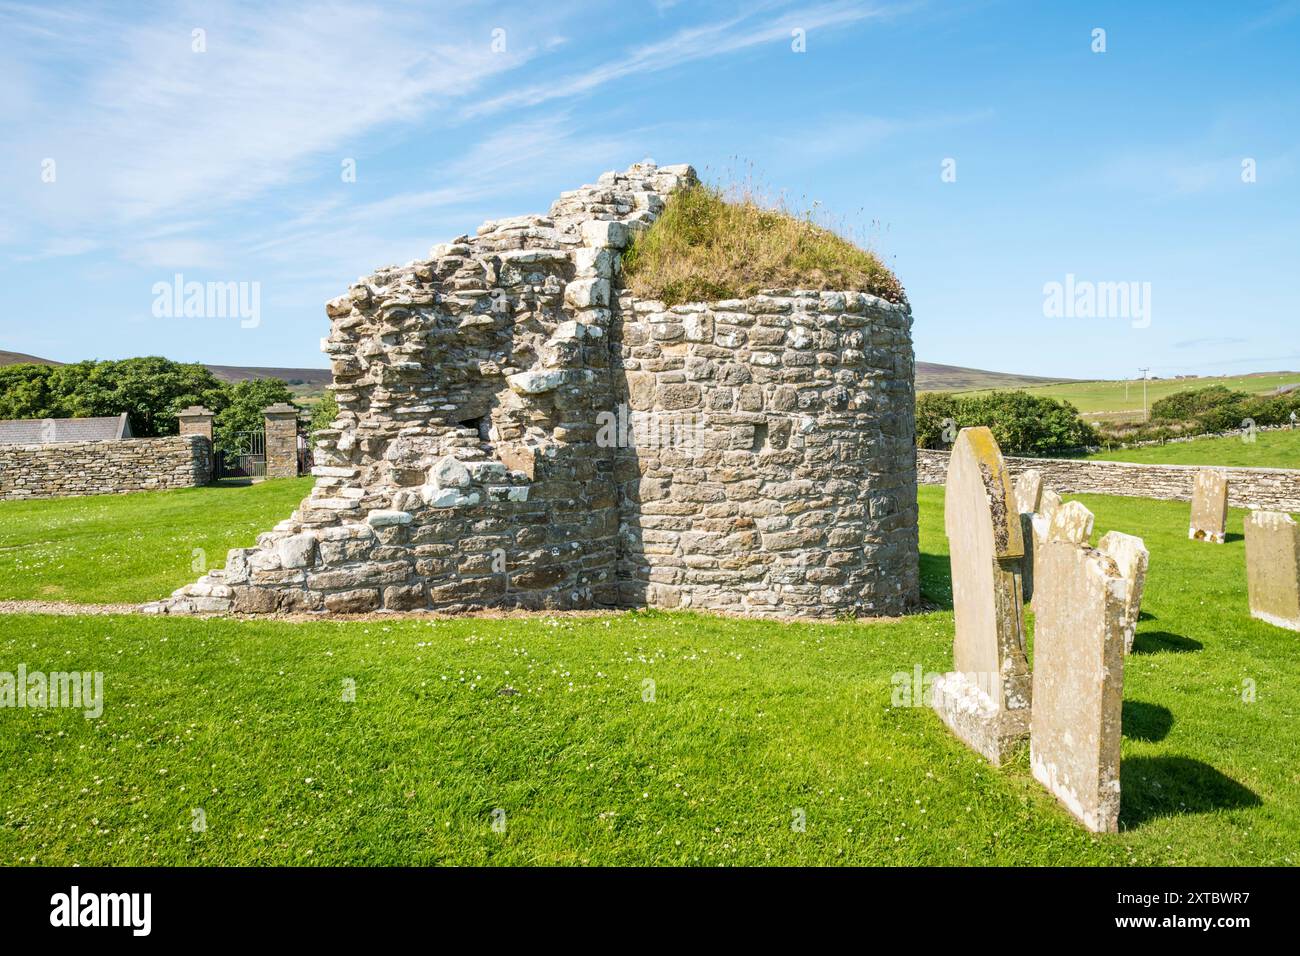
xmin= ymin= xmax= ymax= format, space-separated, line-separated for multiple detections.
xmin=151 ymin=162 xmax=919 ymax=618
xmin=918 ymin=448 xmax=1300 ymax=512
xmin=0 ymin=436 xmax=213 ymax=501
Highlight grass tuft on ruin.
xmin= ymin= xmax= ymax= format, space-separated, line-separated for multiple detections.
xmin=621 ymin=182 xmax=905 ymax=306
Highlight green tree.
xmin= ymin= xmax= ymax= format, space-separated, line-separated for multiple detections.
xmin=38 ymin=357 xmax=226 ymax=436
xmin=213 ymin=379 xmax=297 ymax=462
xmin=916 ymin=389 xmax=1097 ymax=455
xmin=0 ymin=364 xmax=58 ymax=420
xmin=915 ymin=392 xmax=959 ymax=448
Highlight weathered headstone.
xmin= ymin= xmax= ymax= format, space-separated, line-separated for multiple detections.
xmin=1023 ymin=487 xmax=1067 ymax=608
xmin=1098 ymin=531 xmax=1149 ymax=653
xmin=1188 ymin=469 xmax=1228 ymax=543
xmin=1030 ymin=504 xmax=1126 ymax=833
xmin=1047 ymin=499 xmax=1094 ymax=545
xmin=931 ymin=427 xmax=1031 ymax=765
xmin=1031 ymin=488 xmax=1063 ymax=545
xmin=1014 ymin=468 xmax=1044 ymax=515
xmin=1245 ymin=510 xmax=1300 ymax=631
xmin=1020 ymin=512 xmax=1037 ymax=606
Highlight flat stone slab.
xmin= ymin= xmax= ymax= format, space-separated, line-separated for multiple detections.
xmin=1030 ymin=528 xmax=1126 ymax=833
xmin=1245 ymin=510 xmax=1300 ymax=631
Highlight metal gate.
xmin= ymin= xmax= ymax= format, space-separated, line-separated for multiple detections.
xmin=214 ymin=429 xmax=266 ymax=479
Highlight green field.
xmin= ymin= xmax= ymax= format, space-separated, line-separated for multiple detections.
xmin=1089 ymin=427 xmax=1300 ymax=468
xmin=0 ymin=478 xmax=313 ymax=604
xmin=0 ymin=481 xmax=1294 ymax=865
xmin=952 ymin=372 xmax=1300 ymax=423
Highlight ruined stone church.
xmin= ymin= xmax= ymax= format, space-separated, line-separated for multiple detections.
xmin=152 ymin=163 xmax=918 ymax=619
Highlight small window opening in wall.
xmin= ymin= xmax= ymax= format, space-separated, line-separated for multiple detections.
xmin=751 ymin=422 xmax=768 ymax=452
xmin=458 ymin=415 xmax=491 ymax=441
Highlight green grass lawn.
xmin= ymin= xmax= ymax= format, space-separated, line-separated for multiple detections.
xmin=1088 ymin=427 xmax=1300 ymax=469
xmin=0 ymin=483 xmax=1296 ymax=865
xmin=0 ymin=478 xmax=313 ymax=604
xmin=953 ymin=372 xmax=1300 ymax=423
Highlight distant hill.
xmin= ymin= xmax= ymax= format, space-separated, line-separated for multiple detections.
xmin=202 ymin=364 xmax=332 ymax=385
xmin=3 ymin=349 xmax=1075 ymax=393
xmin=915 ymin=362 xmax=1075 ymax=392
xmin=0 ymin=351 xmax=330 ymax=386
xmin=0 ymin=350 xmax=61 ymax=367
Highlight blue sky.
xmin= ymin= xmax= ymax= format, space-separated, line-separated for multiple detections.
xmin=1 ymin=0 xmax=1297 ymax=379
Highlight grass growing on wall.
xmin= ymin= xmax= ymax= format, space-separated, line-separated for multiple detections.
xmin=0 ymin=485 xmax=1296 ymax=864
xmin=621 ymin=182 xmax=904 ymax=306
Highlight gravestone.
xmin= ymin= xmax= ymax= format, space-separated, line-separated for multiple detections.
xmin=1030 ymin=503 xmax=1126 ymax=833
xmin=1031 ymin=488 xmax=1062 ymax=546
xmin=1189 ymin=469 xmax=1228 ymax=543
xmin=1014 ymin=468 xmax=1044 ymax=515
xmin=930 ymin=426 xmax=1031 ymax=765
xmin=1023 ymin=487 xmax=1065 ymax=607
xmin=1245 ymin=510 xmax=1300 ymax=631
xmin=1047 ymin=499 xmax=1094 ymax=545
xmin=1098 ymin=531 xmax=1149 ymax=653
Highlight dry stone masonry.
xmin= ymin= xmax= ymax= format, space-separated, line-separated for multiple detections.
xmin=918 ymin=449 xmax=1300 ymax=513
xmin=930 ymin=427 xmax=1030 ymax=765
xmin=150 ymin=163 xmax=919 ymax=619
xmin=0 ymin=435 xmax=212 ymax=500
xmin=1245 ymin=510 xmax=1300 ymax=631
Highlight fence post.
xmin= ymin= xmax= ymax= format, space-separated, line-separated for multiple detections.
xmin=262 ymin=403 xmax=300 ymax=478
xmin=176 ymin=405 xmax=215 ymax=483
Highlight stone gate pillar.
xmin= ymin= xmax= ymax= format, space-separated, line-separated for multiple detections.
xmin=177 ymin=405 xmax=214 ymax=441
xmin=176 ymin=405 xmax=215 ymax=483
xmin=262 ymin=403 xmax=300 ymax=478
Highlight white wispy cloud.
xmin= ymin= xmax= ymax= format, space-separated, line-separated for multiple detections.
xmin=246 ymin=116 xmax=652 ymax=284
xmin=0 ymin=0 xmax=576 ymax=269
xmin=466 ymin=0 xmax=906 ymax=118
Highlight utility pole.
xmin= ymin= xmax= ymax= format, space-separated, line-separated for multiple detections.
xmin=1138 ymin=367 xmax=1151 ymax=421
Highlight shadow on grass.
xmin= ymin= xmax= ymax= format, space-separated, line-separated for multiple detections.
xmin=918 ymin=551 xmax=953 ymax=611
xmin=1224 ymin=532 xmax=1244 ymax=543
xmin=1121 ymin=756 xmax=1261 ymax=827
xmin=1122 ymin=700 xmax=1173 ymax=742
xmin=1132 ymin=630 xmax=1202 ymax=654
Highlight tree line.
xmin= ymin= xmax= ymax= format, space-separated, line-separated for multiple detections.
xmin=0 ymin=357 xmax=336 ymax=454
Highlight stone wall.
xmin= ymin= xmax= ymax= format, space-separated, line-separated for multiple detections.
xmin=918 ymin=448 xmax=1300 ymax=512
xmin=613 ymin=292 xmax=917 ymax=616
xmin=0 ymin=436 xmax=213 ymax=501
xmin=151 ymin=162 xmax=919 ymax=619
